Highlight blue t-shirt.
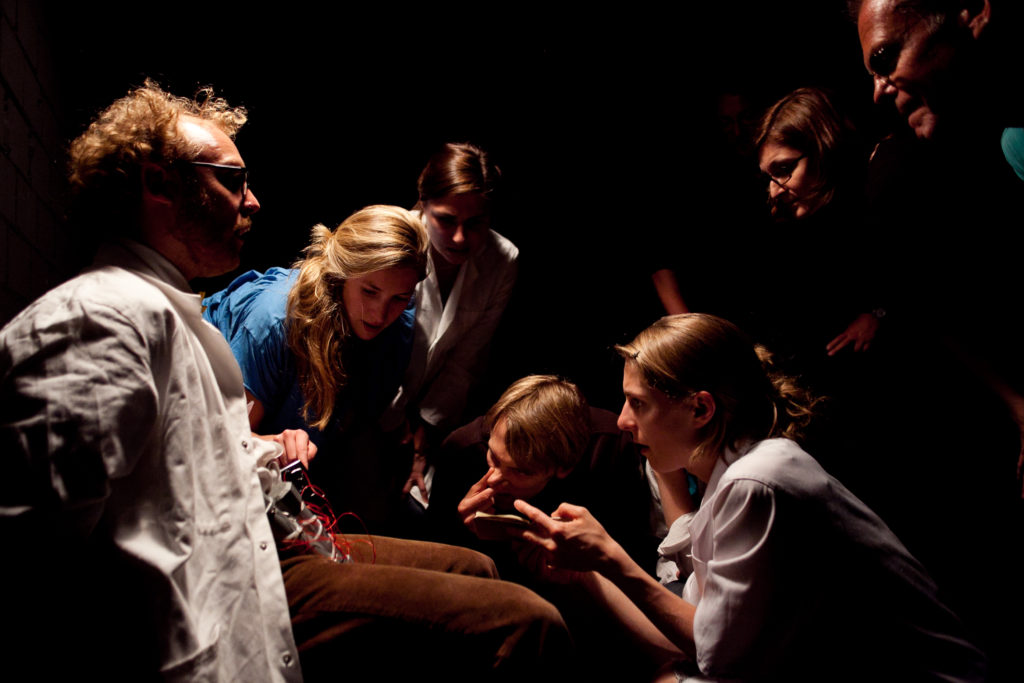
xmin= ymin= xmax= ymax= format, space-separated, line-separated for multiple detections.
xmin=202 ymin=267 xmax=415 ymax=445
xmin=1001 ymin=127 xmax=1024 ymax=182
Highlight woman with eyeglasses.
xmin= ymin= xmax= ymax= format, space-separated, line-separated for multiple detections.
xmin=734 ymin=86 xmax=893 ymax=481
xmin=752 ymin=87 xmax=884 ymax=357
xmin=755 ymin=88 xmax=859 ymax=221
xmin=515 ymin=314 xmax=986 ymax=682
xmin=382 ymin=142 xmax=519 ymax=506
xmin=202 ymin=205 xmax=429 ymax=473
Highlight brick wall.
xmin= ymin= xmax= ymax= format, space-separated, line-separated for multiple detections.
xmin=0 ymin=0 xmax=69 ymax=325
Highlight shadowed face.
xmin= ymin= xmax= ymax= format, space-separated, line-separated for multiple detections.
xmin=759 ymin=142 xmax=822 ymax=220
xmin=857 ymin=0 xmax=969 ymax=139
xmin=616 ymin=363 xmax=701 ymax=475
xmin=174 ymin=117 xmax=261 ymax=277
xmin=422 ymin=193 xmax=490 ymax=265
xmin=341 ymin=267 xmax=418 ymax=340
xmin=485 ymin=418 xmax=568 ymax=508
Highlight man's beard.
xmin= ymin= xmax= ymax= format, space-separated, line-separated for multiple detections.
xmin=173 ymin=183 xmax=249 ymax=278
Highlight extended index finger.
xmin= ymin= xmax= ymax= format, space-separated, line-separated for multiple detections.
xmin=826 ymin=332 xmax=847 ymax=354
xmin=514 ymin=499 xmax=559 ymax=534
xmin=468 ymin=467 xmax=494 ymax=494
xmin=290 ymin=430 xmax=313 ymax=468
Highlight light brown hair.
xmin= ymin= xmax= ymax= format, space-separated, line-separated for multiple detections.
xmin=484 ymin=375 xmax=591 ymax=474
xmin=616 ymin=314 xmax=822 ymax=473
xmin=416 ymin=142 xmax=500 ymax=207
xmin=755 ymin=87 xmax=857 ymax=215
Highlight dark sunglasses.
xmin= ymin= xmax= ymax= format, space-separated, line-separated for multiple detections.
xmin=187 ymin=161 xmax=249 ymax=196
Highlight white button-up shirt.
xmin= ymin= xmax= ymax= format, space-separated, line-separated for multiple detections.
xmin=681 ymin=438 xmax=985 ymax=681
xmin=0 ymin=241 xmax=301 ymax=682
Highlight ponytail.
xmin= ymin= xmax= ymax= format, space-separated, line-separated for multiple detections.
xmin=755 ymin=345 xmax=824 ymax=443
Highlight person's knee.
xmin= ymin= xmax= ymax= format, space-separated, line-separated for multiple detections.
xmin=443 ymin=544 xmax=500 ymax=578
xmin=492 ymin=585 xmax=572 ymax=678
xmin=499 ymin=583 xmax=569 ymax=639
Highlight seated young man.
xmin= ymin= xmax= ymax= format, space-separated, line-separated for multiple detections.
xmin=426 ymin=374 xmax=658 ymax=583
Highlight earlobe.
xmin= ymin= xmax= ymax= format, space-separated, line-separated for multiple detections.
xmin=960 ymin=0 xmax=990 ymax=39
xmin=141 ymin=163 xmax=175 ymax=206
xmin=691 ymin=391 xmax=716 ymax=429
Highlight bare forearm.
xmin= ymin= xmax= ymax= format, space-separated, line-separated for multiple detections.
xmin=651 ymin=269 xmax=690 ymax=316
xmin=595 ymin=544 xmax=697 ymax=658
xmin=515 ymin=499 xmax=698 ymax=657
xmin=580 ymin=570 xmax=688 ymax=661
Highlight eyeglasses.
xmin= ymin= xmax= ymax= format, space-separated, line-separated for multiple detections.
xmin=187 ymin=161 xmax=249 ymax=197
xmin=762 ymin=154 xmax=805 ymax=189
xmin=868 ymin=44 xmax=899 ymax=82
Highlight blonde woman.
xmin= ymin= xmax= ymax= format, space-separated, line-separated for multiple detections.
xmin=516 ymin=314 xmax=986 ymax=682
xmin=203 ymin=205 xmax=429 ymax=453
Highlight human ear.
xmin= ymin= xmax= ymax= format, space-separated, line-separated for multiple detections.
xmin=959 ymin=0 xmax=990 ymax=39
xmin=691 ymin=391 xmax=716 ymax=429
xmin=141 ymin=163 xmax=176 ymax=206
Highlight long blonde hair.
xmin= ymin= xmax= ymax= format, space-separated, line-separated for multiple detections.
xmin=287 ymin=205 xmax=428 ymax=429
xmin=615 ymin=314 xmax=822 ymax=473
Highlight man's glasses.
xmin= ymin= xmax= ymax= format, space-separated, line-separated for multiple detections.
xmin=188 ymin=161 xmax=249 ymax=197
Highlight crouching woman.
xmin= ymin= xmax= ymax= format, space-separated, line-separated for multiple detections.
xmin=515 ymin=314 xmax=986 ymax=682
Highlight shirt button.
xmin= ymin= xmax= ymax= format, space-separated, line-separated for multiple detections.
xmin=241 ymin=439 xmax=249 ymax=449
xmin=282 ymin=653 xmax=293 ymax=665
xmin=260 ymin=541 xmax=268 ymax=550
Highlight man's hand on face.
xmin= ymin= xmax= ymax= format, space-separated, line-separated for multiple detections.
xmin=458 ymin=468 xmax=498 ymax=537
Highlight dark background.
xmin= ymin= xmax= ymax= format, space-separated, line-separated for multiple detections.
xmin=41 ymin=1 xmax=872 ymax=410
xmin=3 ymin=4 xmax=1022 ymax=679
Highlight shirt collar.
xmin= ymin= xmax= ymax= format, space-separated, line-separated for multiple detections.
xmin=94 ymin=239 xmax=192 ymax=293
xmin=703 ymin=439 xmax=757 ymax=500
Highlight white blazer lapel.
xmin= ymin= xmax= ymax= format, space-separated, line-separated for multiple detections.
xmin=431 ymin=258 xmax=470 ymax=354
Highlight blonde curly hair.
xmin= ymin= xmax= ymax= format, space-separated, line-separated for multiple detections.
xmin=68 ymin=79 xmax=248 ymax=235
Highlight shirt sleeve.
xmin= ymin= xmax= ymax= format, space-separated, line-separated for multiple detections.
xmin=1001 ymin=127 xmax=1024 ymax=182
xmin=692 ymin=478 xmax=797 ymax=678
xmin=0 ymin=297 xmax=160 ymax=539
xmin=230 ymin=315 xmax=291 ymax=411
xmin=201 ymin=269 xmax=296 ymax=415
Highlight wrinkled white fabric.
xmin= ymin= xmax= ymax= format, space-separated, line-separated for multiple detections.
xmin=384 ymin=226 xmax=518 ymax=430
xmin=681 ymin=438 xmax=985 ymax=682
xmin=0 ymin=241 xmax=301 ymax=682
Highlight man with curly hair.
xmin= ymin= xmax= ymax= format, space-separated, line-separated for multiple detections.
xmin=0 ymin=80 xmax=301 ymax=681
xmin=0 ymin=82 xmax=569 ymax=682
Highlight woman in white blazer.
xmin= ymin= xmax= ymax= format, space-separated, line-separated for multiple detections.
xmin=389 ymin=143 xmax=519 ymax=503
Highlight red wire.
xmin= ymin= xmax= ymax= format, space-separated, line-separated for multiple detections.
xmin=285 ymin=476 xmax=377 ymax=563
